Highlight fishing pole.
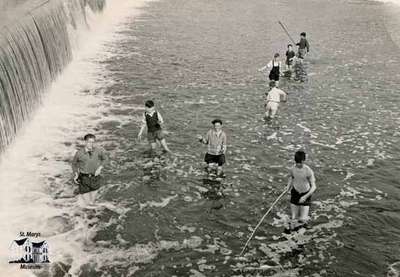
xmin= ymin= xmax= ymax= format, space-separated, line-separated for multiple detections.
xmin=278 ymin=21 xmax=297 ymax=46
xmin=239 ymin=185 xmax=290 ymax=256
xmin=278 ymin=20 xmax=319 ymax=58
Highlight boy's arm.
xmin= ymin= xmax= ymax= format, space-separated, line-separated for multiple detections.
xmin=95 ymin=147 xmax=108 ymax=176
xmin=258 ymin=65 xmax=267 ymax=72
xmin=138 ymin=114 xmax=147 ymax=139
xmin=72 ymin=151 xmax=79 ymax=174
xmin=287 ymin=169 xmax=294 ymax=191
xmin=264 ymin=94 xmax=269 ymax=104
xmin=198 ymin=131 xmax=209 ymax=144
xmin=157 ymin=112 xmax=164 ymax=125
xmin=99 ymin=147 xmax=109 ymax=166
xmin=221 ymin=133 xmax=227 ymax=154
xmin=302 ymin=169 xmax=316 ymax=200
xmin=281 ymin=91 xmax=288 ymax=102
xmin=72 ymin=150 xmax=80 ymax=181
xmin=306 ymin=40 xmax=310 ymax=52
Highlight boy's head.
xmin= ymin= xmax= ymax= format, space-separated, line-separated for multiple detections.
xmin=287 ymin=44 xmax=293 ymax=50
xmin=274 ymin=53 xmax=280 ymax=58
xmin=145 ymin=100 xmax=155 ymax=112
xmin=294 ymin=150 xmax=306 ymax=164
xmin=212 ymin=119 xmax=223 ymax=131
xmin=269 ymin=81 xmax=276 ymax=88
xmin=300 ymin=32 xmax=306 ymax=38
xmin=84 ymin=133 xmax=96 ymax=151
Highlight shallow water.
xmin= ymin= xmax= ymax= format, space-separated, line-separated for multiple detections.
xmin=74 ymin=0 xmax=400 ymax=276
xmin=2 ymin=0 xmax=400 ymax=276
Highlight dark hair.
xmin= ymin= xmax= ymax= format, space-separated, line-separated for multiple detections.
xmin=84 ymin=133 xmax=96 ymax=141
xmin=288 ymin=44 xmax=293 ymax=47
xmin=145 ymin=100 xmax=155 ymax=108
xmin=300 ymin=32 xmax=306 ymax=37
xmin=294 ymin=150 xmax=306 ymax=163
xmin=269 ymin=80 xmax=276 ymax=88
xmin=274 ymin=53 xmax=280 ymax=58
xmin=212 ymin=119 xmax=222 ymax=125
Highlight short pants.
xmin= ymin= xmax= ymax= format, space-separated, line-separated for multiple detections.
xmin=204 ymin=153 xmax=225 ymax=166
xmin=147 ymin=130 xmax=164 ymax=143
xmin=77 ymin=173 xmax=103 ymax=194
xmin=265 ymin=101 xmax=279 ymax=118
xmin=290 ymin=188 xmax=312 ymax=206
xmin=269 ymin=70 xmax=280 ymax=81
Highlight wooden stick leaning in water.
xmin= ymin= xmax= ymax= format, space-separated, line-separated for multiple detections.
xmin=278 ymin=21 xmax=297 ymax=46
xmin=239 ymin=186 xmax=290 ymax=256
xmin=278 ymin=20 xmax=319 ymax=58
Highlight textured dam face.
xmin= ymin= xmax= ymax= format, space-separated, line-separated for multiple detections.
xmin=0 ymin=0 xmax=106 ymax=152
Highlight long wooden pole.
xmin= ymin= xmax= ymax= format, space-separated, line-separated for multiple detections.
xmin=239 ymin=186 xmax=289 ymax=256
xmin=278 ymin=21 xmax=297 ymax=46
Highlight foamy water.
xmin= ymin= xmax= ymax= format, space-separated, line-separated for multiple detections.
xmin=379 ymin=1 xmax=400 ymax=276
xmin=0 ymin=1 xmax=152 ymax=276
xmin=1 ymin=0 xmax=399 ymax=275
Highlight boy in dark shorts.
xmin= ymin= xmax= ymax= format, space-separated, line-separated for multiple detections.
xmin=138 ymin=100 xmax=172 ymax=153
xmin=259 ymin=53 xmax=282 ymax=87
xmin=197 ymin=119 xmax=227 ymax=176
xmin=72 ymin=133 xmax=108 ymax=205
xmin=285 ymin=44 xmax=296 ymax=75
xmin=287 ymin=150 xmax=316 ymax=229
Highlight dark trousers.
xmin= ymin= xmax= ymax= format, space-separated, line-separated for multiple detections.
xmin=77 ymin=173 xmax=102 ymax=194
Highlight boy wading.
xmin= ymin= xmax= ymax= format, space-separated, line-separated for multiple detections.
xmin=258 ymin=53 xmax=282 ymax=87
xmin=138 ymin=100 xmax=172 ymax=154
xmin=72 ymin=134 xmax=108 ymax=204
xmin=198 ymin=119 xmax=227 ymax=176
xmin=264 ymin=81 xmax=287 ymax=120
xmin=287 ymin=150 xmax=316 ymax=230
xmin=285 ymin=44 xmax=296 ymax=75
xmin=145 ymin=110 xmax=163 ymax=143
xmin=296 ymin=32 xmax=310 ymax=59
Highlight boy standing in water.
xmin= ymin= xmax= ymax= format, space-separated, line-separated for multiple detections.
xmin=287 ymin=150 xmax=316 ymax=230
xmin=259 ymin=53 xmax=282 ymax=87
xmin=197 ymin=119 xmax=227 ymax=176
xmin=138 ymin=100 xmax=172 ymax=154
xmin=264 ymin=81 xmax=287 ymax=120
xmin=72 ymin=133 xmax=108 ymax=205
xmin=296 ymin=32 xmax=310 ymax=59
xmin=285 ymin=44 xmax=296 ymax=74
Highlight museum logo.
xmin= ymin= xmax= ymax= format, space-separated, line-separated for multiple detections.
xmin=9 ymin=232 xmax=50 ymax=269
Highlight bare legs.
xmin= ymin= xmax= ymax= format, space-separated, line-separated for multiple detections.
xmin=290 ymin=204 xmax=310 ymax=229
xmin=150 ymin=139 xmax=172 ymax=154
xmin=205 ymin=163 xmax=224 ymax=176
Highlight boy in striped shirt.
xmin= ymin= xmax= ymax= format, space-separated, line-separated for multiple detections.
xmin=197 ymin=119 xmax=227 ymax=176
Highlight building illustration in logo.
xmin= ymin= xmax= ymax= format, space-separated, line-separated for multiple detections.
xmin=9 ymin=238 xmax=49 ymax=263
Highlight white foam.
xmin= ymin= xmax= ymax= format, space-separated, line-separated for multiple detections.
xmin=376 ymin=0 xmax=400 ymax=5
xmin=139 ymin=194 xmax=178 ymax=210
xmin=0 ymin=0 xmax=153 ymax=276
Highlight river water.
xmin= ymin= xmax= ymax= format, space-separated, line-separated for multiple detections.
xmin=1 ymin=0 xmax=400 ymax=276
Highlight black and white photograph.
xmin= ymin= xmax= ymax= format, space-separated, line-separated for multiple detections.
xmin=0 ymin=0 xmax=399 ymax=276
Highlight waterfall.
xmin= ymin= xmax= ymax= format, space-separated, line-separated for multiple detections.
xmin=0 ymin=0 xmax=105 ymax=152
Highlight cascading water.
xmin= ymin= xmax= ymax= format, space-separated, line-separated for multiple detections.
xmin=0 ymin=0 xmax=104 ymax=152
xmin=0 ymin=0 xmax=150 ymax=276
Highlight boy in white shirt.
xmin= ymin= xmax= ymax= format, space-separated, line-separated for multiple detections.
xmin=264 ymin=81 xmax=287 ymax=120
xmin=287 ymin=150 xmax=317 ymax=230
xmin=259 ymin=53 xmax=282 ymax=87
